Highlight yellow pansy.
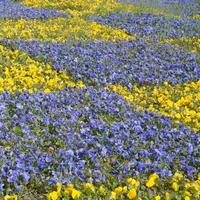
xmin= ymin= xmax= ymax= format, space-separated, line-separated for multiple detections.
xmin=99 ymin=185 xmax=106 ymax=195
xmin=185 ymin=191 xmax=191 ymax=197
xmin=47 ymin=191 xmax=58 ymax=200
xmin=64 ymin=184 xmax=74 ymax=195
xmin=71 ymin=189 xmax=81 ymax=199
xmin=4 ymin=195 xmax=18 ymax=200
xmin=84 ymin=183 xmax=95 ymax=192
xmin=165 ymin=192 xmax=170 ymax=200
xmin=149 ymin=173 xmax=159 ymax=180
xmin=123 ymin=186 xmax=128 ymax=193
xmin=185 ymin=183 xmax=192 ymax=190
xmin=172 ymin=182 xmax=179 ymax=192
xmin=110 ymin=191 xmax=117 ymax=200
xmin=192 ymin=180 xmax=200 ymax=195
xmin=146 ymin=178 xmax=156 ymax=188
xmin=172 ymin=172 xmax=183 ymax=182
xmin=56 ymin=182 xmax=62 ymax=195
xmin=127 ymin=178 xmax=135 ymax=184
xmin=146 ymin=173 xmax=159 ymax=188
xmin=114 ymin=186 xmax=123 ymax=195
xmin=155 ymin=195 xmax=161 ymax=200
xmin=127 ymin=188 xmax=137 ymax=199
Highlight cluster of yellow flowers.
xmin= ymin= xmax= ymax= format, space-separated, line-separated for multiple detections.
xmin=108 ymin=81 xmax=200 ymax=131
xmin=192 ymin=14 xmax=200 ymax=20
xmin=20 ymin=0 xmax=122 ymax=17
xmin=47 ymin=182 xmax=81 ymax=200
xmin=0 ymin=17 xmax=134 ymax=42
xmin=3 ymin=173 xmax=200 ymax=199
xmin=43 ymin=173 xmax=200 ymax=200
xmin=164 ymin=36 xmax=200 ymax=53
xmin=4 ymin=194 xmax=18 ymax=200
xmin=146 ymin=173 xmax=159 ymax=188
xmin=19 ymin=0 xmax=171 ymax=17
xmin=0 ymin=44 xmax=84 ymax=93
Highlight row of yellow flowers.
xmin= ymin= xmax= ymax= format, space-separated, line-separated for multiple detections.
xmin=45 ymin=173 xmax=200 ymax=200
xmin=192 ymin=14 xmax=200 ymax=20
xmin=108 ymin=80 xmax=200 ymax=131
xmin=0 ymin=17 xmax=134 ymax=43
xmin=5 ymin=172 xmax=199 ymax=200
xmin=19 ymin=0 xmax=173 ymax=17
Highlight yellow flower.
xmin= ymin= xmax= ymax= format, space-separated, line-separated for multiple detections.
xmin=135 ymin=181 xmax=140 ymax=187
xmin=185 ymin=183 xmax=192 ymax=190
xmin=173 ymin=172 xmax=183 ymax=181
xmin=99 ymin=185 xmax=106 ymax=195
xmin=44 ymin=88 xmax=51 ymax=93
xmin=192 ymin=180 xmax=200 ymax=194
xmin=64 ymin=184 xmax=74 ymax=195
xmin=145 ymin=174 xmax=159 ymax=188
xmin=4 ymin=195 xmax=18 ymax=200
xmin=47 ymin=191 xmax=58 ymax=200
xmin=127 ymin=188 xmax=137 ymax=199
xmin=56 ymin=182 xmax=62 ymax=195
xmin=123 ymin=186 xmax=128 ymax=193
xmin=155 ymin=195 xmax=161 ymax=200
xmin=164 ymin=81 xmax=169 ymax=86
xmin=77 ymin=80 xmax=85 ymax=88
xmin=127 ymin=178 xmax=137 ymax=186
xmin=146 ymin=178 xmax=156 ymax=188
xmin=149 ymin=173 xmax=159 ymax=180
xmin=71 ymin=189 xmax=81 ymax=200
xmin=165 ymin=192 xmax=170 ymax=200
xmin=110 ymin=191 xmax=117 ymax=200
xmin=185 ymin=196 xmax=190 ymax=200
xmin=84 ymin=183 xmax=95 ymax=192
xmin=175 ymin=113 xmax=181 ymax=119
xmin=172 ymin=182 xmax=179 ymax=192
xmin=185 ymin=191 xmax=191 ymax=197
xmin=114 ymin=186 xmax=123 ymax=195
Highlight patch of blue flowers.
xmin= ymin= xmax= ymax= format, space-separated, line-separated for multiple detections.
xmin=0 ymin=87 xmax=199 ymax=192
xmin=3 ymin=39 xmax=200 ymax=86
xmin=0 ymin=0 xmax=68 ymax=19
xmin=88 ymin=12 xmax=200 ymax=38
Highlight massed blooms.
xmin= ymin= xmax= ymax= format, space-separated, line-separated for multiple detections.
xmin=0 ymin=0 xmax=68 ymax=19
xmin=0 ymin=44 xmax=84 ymax=93
xmin=0 ymin=87 xmax=199 ymax=194
xmin=4 ymin=38 xmax=200 ymax=87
